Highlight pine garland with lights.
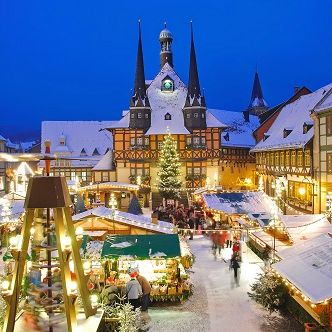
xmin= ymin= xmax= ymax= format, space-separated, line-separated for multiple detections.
xmin=157 ymin=131 xmax=182 ymax=200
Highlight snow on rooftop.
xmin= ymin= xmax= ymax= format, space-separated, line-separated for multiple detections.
xmin=106 ymin=64 xmax=226 ymax=134
xmin=209 ymin=109 xmax=259 ymax=148
xmin=145 ymin=63 xmax=190 ymax=135
xmin=92 ymin=150 xmax=113 ymax=171
xmin=41 ymin=121 xmax=115 ymax=167
xmin=273 ymin=233 xmax=332 ymax=303
xmin=203 ymin=191 xmax=274 ymax=214
xmin=251 ymin=83 xmax=332 ymax=152
xmin=314 ymin=87 xmax=332 ymax=113
xmin=280 ymin=214 xmax=332 ymax=247
xmin=72 ymin=206 xmax=173 ymax=234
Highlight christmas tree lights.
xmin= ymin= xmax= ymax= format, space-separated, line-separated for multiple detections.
xmin=157 ymin=130 xmax=182 ymax=200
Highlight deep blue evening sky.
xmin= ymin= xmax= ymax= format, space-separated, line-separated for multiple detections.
xmin=1 ymin=0 xmax=332 ymax=140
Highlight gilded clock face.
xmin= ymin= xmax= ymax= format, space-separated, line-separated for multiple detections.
xmin=162 ymin=79 xmax=173 ymax=91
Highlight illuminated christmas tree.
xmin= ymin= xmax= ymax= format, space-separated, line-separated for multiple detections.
xmin=157 ymin=130 xmax=182 ymax=200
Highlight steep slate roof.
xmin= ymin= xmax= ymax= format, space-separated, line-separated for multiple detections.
xmin=251 ymin=83 xmax=332 ymax=152
xmin=248 ymin=72 xmax=268 ymax=110
xmin=107 ymin=63 xmax=226 ymax=135
xmin=209 ymin=109 xmax=259 ymax=148
xmin=41 ymin=121 xmax=115 ymax=167
xmin=257 ymin=87 xmax=311 ymax=124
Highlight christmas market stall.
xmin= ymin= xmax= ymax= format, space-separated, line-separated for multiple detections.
xmin=72 ymin=206 xmax=174 ymax=235
xmin=271 ymin=233 xmax=332 ymax=330
xmin=0 ymin=192 xmax=25 ymax=247
xmin=249 ymin=214 xmax=332 ymax=255
xmin=83 ymin=234 xmax=192 ymax=302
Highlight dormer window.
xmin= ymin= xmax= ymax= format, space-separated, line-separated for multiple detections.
xmin=80 ymin=148 xmax=87 ymax=156
xmin=303 ymin=122 xmax=313 ymax=134
xmin=164 ymin=113 xmax=171 ymax=120
xmin=283 ymin=128 xmax=293 ymax=138
xmin=92 ymin=148 xmax=100 ymax=156
xmin=161 ymin=76 xmax=174 ymax=92
xmin=263 ymin=133 xmax=270 ymax=141
xmin=224 ymin=133 xmax=230 ymax=142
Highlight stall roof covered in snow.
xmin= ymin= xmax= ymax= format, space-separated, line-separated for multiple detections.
xmin=101 ymin=234 xmax=181 ymax=259
xmin=280 ymin=214 xmax=332 ymax=245
xmin=209 ymin=109 xmax=260 ymax=148
xmin=251 ymin=83 xmax=332 ymax=152
xmin=78 ymin=182 xmax=139 ymax=192
xmin=105 ymin=63 xmax=226 ymax=135
xmin=203 ymin=191 xmax=274 ymax=215
xmin=273 ymin=233 xmax=332 ymax=303
xmin=41 ymin=121 xmax=114 ymax=167
xmin=72 ymin=206 xmax=173 ymax=234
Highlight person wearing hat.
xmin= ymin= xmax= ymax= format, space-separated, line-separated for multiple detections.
xmin=126 ymin=271 xmax=142 ymax=310
xmin=136 ymin=272 xmax=151 ymax=312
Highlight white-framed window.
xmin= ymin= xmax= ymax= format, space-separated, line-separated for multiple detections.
xmin=138 ymin=113 xmax=142 ymax=119
xmin=131 ymin=113 xmax=134 ymax=118
xmin=158 ymin=142 xmax=163 ymax=149
xmin=81 ymin=171 xmax=87 ymax=181
xmin=145 ymin=113 xmax=149 ymax=119
xmin=130 ymin=137 xmax=135 ymax=146
xmin=194 ymin=113 xmax=198 ymax=118
xmin=144 ymin=137 xmax=149 ymax=146
xmin=137 ymin=137 xmax=143 ymax=145
xmin=201 ymin=113 xmax=205 ymax=118
xmin=70 ymin=171 xmax=76 ymax=181
xmin=201 ymin=137 xmax=206 ymax=144
xmin=186 ymin=113 xmax=190 ymax=118
xmin=186 ymin=137 xmax=192 ymax=145
xmin=194 ymin=167 xmax=200 ymax=175
xmin=193 ymin=137 xmax=200 ymax=145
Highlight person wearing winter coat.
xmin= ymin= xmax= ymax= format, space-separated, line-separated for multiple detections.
xmin=136 ymin=273 xmax=151 ymax=311
xmin=126 ymin=271 xmax=142 ymax=310
xmin=230 ymin=253 xmax=240 ymax=279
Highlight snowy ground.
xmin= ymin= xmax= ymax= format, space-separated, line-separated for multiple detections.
xmin=146 ymin=236 xmax=302 ymax=332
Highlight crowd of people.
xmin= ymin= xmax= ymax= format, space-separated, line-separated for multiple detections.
xmin=153 ymin=203 xmax=204 ymax=239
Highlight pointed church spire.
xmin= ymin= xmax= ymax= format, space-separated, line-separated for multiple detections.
xmin=187 ymin=21 xmax=201 ymax=98
xmin=183 ymin=22 xmax=206 ymax=132
xmin=133 ymin=20 xmax=147 ymax=100
xmin=129 ymin=21 xmax=151 ymax=132
xmin=247 ymin=71 xmax=268 ymax=116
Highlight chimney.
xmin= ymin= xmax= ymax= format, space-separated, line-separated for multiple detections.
xmin=294 ymin=86 xmax=300 ymax=94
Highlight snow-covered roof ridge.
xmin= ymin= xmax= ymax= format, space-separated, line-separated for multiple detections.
xmin=72 ymin=206 xmax=173 ymax=234
xmin=251 ymin=83 xmax=332 ymax=152
xmin=208 ymin=109 xmax=259 ymax=148
xmin=41 ymin=121 xmax=114 ymax=166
